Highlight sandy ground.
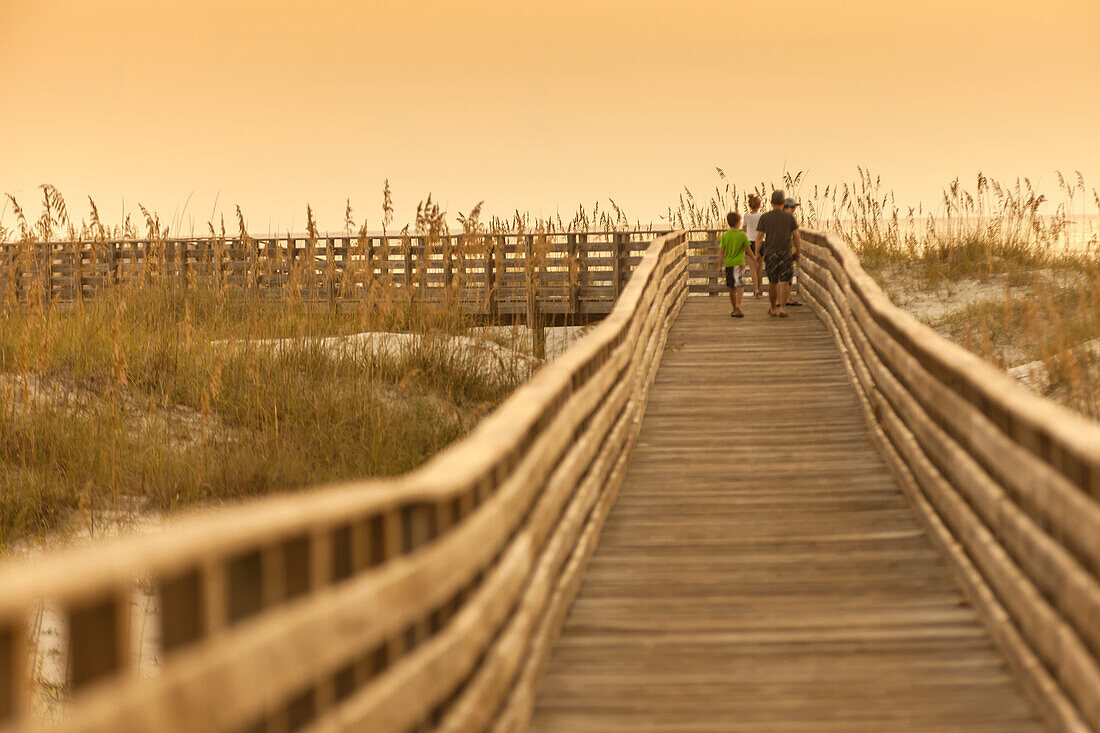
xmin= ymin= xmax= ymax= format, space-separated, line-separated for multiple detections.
xmin=212 ymin=324 xmax=592 ymax=372
xmin=1005 ymin=338 xmax=1100 ymax=391
xmin=473 ymin=324 xmax=595 ymax=361
xmin=873 ymin=266 xmax=1056 ymax=326
xmin=875 ymin=268 xmax=1097 ymax=407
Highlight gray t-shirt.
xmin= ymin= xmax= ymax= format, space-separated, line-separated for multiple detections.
xmin=758 ymin=209 xmax=799 ymax=259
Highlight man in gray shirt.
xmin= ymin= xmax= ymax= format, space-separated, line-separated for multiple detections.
xmin=753 ymin=190 xmax=803 ymax=318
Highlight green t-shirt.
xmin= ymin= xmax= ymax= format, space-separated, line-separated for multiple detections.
xmin=719 ymin=229 xmax=749 ymax=267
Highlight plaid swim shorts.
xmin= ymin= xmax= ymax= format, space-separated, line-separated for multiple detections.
xmin=764 ymin=253 xmax=793 ymax=284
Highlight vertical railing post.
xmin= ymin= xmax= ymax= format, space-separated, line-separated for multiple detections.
xmin=525 ymin=234 xmax=545 ymax=359
xmin=566 ymin=233 xmax=579 ymax=317
xmin=41 ymin=243 xmax=52 ymax=307
xmin=345 ymin=236 xmax=355 ymax=302
xmin=338 ymin=236 xmax=349 ymax=301
xmin=67 ymin=586 xmax=131 ymax=691
xmin=309 ymin=527 xmax=336 ymax=721
xmin=710 ymin=229 xmax=719 ymax=294
xmin=326 ymin=236 xmax=336 ymax=309
xmin=418 ymin=236 xmax=428 ymax=300
xmin=250 ymin=238 xmax=258 ymax=297
xmin=712 ymin=229 xmax=723 ymax=294
xmin=203 ymin=236 xmax=213 ymax=287
xmin=381 ymin=509 xmax=407 ymax=666
xmin=108 ymin=240 xmax=119 ymax=287
xmin=289 ymin=237 xmax=300 ymax=299
xmin=484 ymin=236 xmax=497 ymax=316
xmin=216 ymin=236 xmax=227 ymax=293
xmin=611 ymin=232 xmax=624 ymax=301
xmin=444 ymin=234 xmax=455 ymax=294
xmin=403 ymin=236 xmax=414 ymax=301
xmin=0 ymin=613 xmax=24 ymax=727
xmin=496 ymin=234 xmax=507 ymax=317
xmin=364 ymin=235 xmax=376 ymax=303
xmin=72 ymin=240 xmax=83 ymax=305
xmin=455 ymin=233 xmax=467 ymax=295
xmin=578 ymin=232 xmax=589 ymax=315
xmin=180 ymin=238 xmax=190 ymax=287
xmin=13 ymin=243 xmax=25 ymax=304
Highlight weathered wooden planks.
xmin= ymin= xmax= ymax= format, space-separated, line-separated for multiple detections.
xmin=530 ymin=296 xmax=1046 ymax=732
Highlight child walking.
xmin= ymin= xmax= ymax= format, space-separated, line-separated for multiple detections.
xmin=719 ymin=211 xmax=750 ymax=318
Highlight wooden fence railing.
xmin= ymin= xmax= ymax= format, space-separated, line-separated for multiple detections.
xmin=0 ymin=230 xmax=724 ymax=315
xmin=799 ymin=230 xmax=1100 ymax=732
xmin=0 ymin=231 xmax=689 ymax=732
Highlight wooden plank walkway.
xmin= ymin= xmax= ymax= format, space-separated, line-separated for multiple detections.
xmin=529 ymin=295 xmax=1046 ymax=732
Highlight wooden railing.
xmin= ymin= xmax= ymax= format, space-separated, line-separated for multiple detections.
xmin=0 ymin=230 xmax=725 ymax=315
xmin=799 ymin=230 xmax=1100 ymax=732
xmin=0 ymin=232 xmax=689 ymax=732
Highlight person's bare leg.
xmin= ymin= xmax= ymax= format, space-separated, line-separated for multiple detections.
xmin=777 ymin=281 xmax=791 ymax=316
xmin=728 ymin=287 xmax=736 ymax=313
xmin=768 ymin=271 xmax=778 ymax=314
xmin=734 ymin=285 xmax=744 ymax=315
xmin=749 ymin=253 xmax=762 ymax=298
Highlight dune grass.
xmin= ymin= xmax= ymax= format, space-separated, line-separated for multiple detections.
xmin=0 ymin=191 xmax=538 ymax=549
xmin=0 ymin=281 xmax=532 ymax=548
xmin=813 ymin=172 xmax=1100 ymax=417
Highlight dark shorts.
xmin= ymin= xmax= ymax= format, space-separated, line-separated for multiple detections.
xmin=765 ymin=253 xmax=793 ymax=284
xmin=724 ymin=265 xmax=744 ymax=288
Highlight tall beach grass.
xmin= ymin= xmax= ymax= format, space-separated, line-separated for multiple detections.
xmin=0 ymin=188 xmax=539 ymax=549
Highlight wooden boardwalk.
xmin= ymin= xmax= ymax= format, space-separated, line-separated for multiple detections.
xmin=4 ymin=231 xmax=1095 ymax=732
xmin=530 ymin=295 xmax=1046 ymax=732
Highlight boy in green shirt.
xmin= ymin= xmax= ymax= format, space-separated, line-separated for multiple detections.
xmin=719 ymin=211 xmax=750 ymax=318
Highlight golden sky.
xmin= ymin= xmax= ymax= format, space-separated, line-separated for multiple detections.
xmin=2 ymin=0 xmax=1098 ymax=233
